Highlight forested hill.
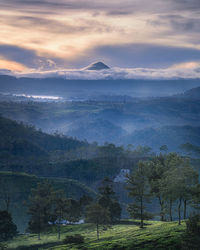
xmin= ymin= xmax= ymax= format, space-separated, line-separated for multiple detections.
xmin=0 ymin=115 xmax=152 ymax=184
xmin=0 ymin=115 xmax=88 ymax=155
xmin=0 ymin=115 xmax=92 ymax=174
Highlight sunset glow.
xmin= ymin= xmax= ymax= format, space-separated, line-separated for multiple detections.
xmin=0 ymin=0 xmax=200 ymax=71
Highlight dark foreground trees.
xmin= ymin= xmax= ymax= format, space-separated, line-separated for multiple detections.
xmin=0 ymin=211 xmax=17 ymax=241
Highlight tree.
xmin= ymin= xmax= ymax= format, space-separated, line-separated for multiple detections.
xmin=79 ymin=194 xmax=93 ymax=216
xmin=181 ymin=165 xmax=198 ymax=220
xmin=161 ymin=155 xmax=198 ymax=224
xmin=98 ymin=177 xmax=121 ymax=223
xmin=66 ymin=199 xmax=81 ymax=223
xmin=160 ymin=145 xmax=168 ymax=153
xmin=27 ymin=182 xmax=55 ymax=240
xmin=145 ymin=154 xmax=168 ymax=221
xmin=0 ymin=210 xmax=17 ymax=241
xmin=53 ymin=190 xmax=68 ymax=240
xmin=0 ymin=179 xmax=12 ymax=212
xmin=86 ymin=203 xmax=110 ymax=240
xmin=160 ymin=171 xmax=177 ymax=222
xmin=126 ymin=162 xmax=152 ymax=228
xmin=191 ymin=184 xmax=200 ymax=211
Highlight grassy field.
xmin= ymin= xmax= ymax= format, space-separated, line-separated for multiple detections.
xmin=6 ymin=220 xmax=186 ymax=250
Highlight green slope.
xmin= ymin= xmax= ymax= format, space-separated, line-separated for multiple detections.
xmin=7 ymin=221 xmax=186 ymax=250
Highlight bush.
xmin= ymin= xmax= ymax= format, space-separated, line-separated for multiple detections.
xmin=181 ymin=214 xmax=200 ymax=249
xmin=186 ymin=214 xmax=200 ymax=235
xmin=0 ymin=211 xmax=17 ymax=241
xmin=0 ymin=243 xmax=7 ymax=250
xmin=63 ymin=234 xmax=84 ymax=244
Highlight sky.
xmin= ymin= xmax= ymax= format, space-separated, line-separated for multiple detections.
xmin=0 ymin=0 xmax=200 ymax=75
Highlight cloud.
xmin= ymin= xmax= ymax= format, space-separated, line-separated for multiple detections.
xmin=3 ymin=0 xmax=199 ymax=14
xmin=149 ymin=14 xmax=200 ymax=33
xmin=0 ymin=0 xmax=200 ymax=69
xmin=0 ymin=44 xmax=58 ymax=70
xmin=0 ymin=45 xmax=38 ymax=68
xmin=171 ymin=61 xmax=200 ymax=69
xmin=170 ymin=0 xmax=200 ymax=11
xmin=1 ymin=42 xmax=200 ymax=72
xmin=3 ymin=61 xmax=200 ymax=80
xmin=86 ymin=43 xmax=200 ymax=68
xmin=0 ymin=15 xmax=115 ymax=35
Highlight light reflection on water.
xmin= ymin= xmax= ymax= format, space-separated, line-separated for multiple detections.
xmin=14 ymin=94 xmax=63 ymax=100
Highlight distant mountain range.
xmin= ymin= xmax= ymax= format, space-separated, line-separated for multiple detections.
xmin=1 ymin=74 xmax=200 ymax=98
xmin=1 ymin=85 xmax=200 ymax=151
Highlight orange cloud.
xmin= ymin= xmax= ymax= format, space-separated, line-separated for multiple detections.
xmin=0 ymin=59 xmax=27 ymax=71
xmin=171 ymin=61 xmax=200 ymax=69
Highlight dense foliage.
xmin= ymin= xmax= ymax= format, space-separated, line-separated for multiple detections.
xmin=126 ymin=153 xmax=199 ymax=227
xmin=0 ymin=211 xmax=17 ymax=241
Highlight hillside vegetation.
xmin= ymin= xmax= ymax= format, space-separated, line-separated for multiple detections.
xmin=6 ymin=221 xmax=186 ymax=250
xmin=0 ymin=171 xmax=96 ymax=232
xmin=0 ymin=116 xmax=150 ymax=182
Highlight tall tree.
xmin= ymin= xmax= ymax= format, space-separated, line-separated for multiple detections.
xmin=98 ymin=177 xmax=121 ymax=223
xmin=53 ymin=190 xmax=68 ymax=240
xmin=27 ymin=182 xmax=55 ymax=240
xmin=86 ymin=203 xmax=110 ymax=240
xmin=146 ymin=154 xmax=168 ymax=221
xmin=161 ymin=155 xmax=198 ymax=224
xmin=126 ymin=161 xmax=152 ymax=228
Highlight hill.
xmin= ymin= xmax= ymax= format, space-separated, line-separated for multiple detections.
xmin=0 ymin=116 xmax=147 ymax=182
xmin=0 ymin=115 xmax=88 ymax=168
xmin=1 ymin=96 xmax=200 ymax=151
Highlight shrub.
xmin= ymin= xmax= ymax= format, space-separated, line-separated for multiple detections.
xmin=0 ymin=211 xmax=17 ymax=241
xmin=0 ymin=243 xmax=7 ymax=250
xmin=186 ymin=214 xmax=200 ymax=235
xmin=63 ymin=234 xmax=84 ymax=244
xmin=181 ymin=214 xmax=200 ymax=249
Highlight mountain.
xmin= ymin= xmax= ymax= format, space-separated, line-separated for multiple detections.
xmin=84 ymin=61 xmax=110 ymax=70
